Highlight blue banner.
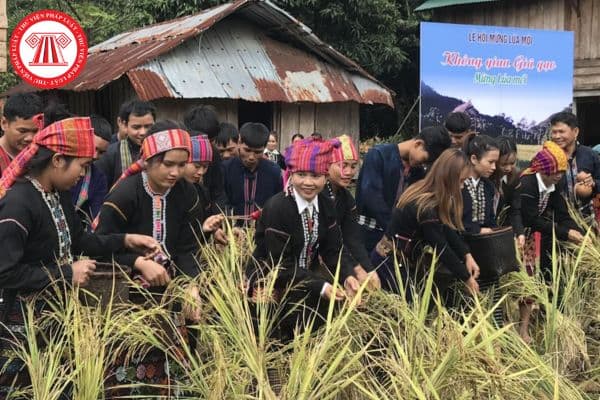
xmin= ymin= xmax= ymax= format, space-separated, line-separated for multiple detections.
xmin=420 ymin=22 xmax=574 ymax=147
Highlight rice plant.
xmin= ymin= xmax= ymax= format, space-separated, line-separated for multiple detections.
xmin=4 ymin=223 xmax=600 ymax=399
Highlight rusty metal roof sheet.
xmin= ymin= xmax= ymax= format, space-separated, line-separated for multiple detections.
xmin=6 ymin=0 xmax=393 ymax=107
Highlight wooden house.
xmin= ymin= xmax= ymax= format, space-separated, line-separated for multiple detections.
xmin=5 ymin=0 xmax=393 ymax=147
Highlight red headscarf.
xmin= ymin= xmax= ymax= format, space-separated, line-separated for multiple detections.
xmin=111 ymin=128 xmax=191 ymax=190
xmin=0 ymin=116 xmax=95 ymax=197
xmin=521 ymin=141 xmax=568 ymax=176
xmin=284 ymin=138 xmax=340 ymax=175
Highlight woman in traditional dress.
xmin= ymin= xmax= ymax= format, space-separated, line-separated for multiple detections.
xmin=247 ymin=138 xmax=360 ymax=340
xmin=371 ymin=148 xmax=480 ymax=300
xmin=461 ymin=134 xmax=503 ymax=326
xmin=94 ymin=123 xmax=223 ymax=395
xmin=326 ymin=135 xmax=381 ymax=290
xmin=519 ymin=141 xmax=584 ymax=343
xmin=0 ymin=117 xmax=159 ymax=400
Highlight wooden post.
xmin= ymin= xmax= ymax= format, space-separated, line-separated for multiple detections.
xmin=0 ymin=0 xmax=6 ymax=72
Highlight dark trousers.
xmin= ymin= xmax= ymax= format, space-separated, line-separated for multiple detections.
xmin=372 ymin=251 xmax=455 ymax=306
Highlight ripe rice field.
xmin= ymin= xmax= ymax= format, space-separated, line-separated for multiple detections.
xmin=3 ymin=218 xmax=600 ymax=399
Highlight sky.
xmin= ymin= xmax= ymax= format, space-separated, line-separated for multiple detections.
xmin=420 ymin=22 xmax=574 ymax=123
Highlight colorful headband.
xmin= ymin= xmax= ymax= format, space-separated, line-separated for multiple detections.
xmin=521 ymin=141 xmax=568 ymax=176
xmin=190 ymin=135 xmax=213 ymax=163
xmin=113 ymin=129 xmax=192 ymax=189
xmin=331 ymin=134 xmax=359 ymax=163
xmin=284 ymin=137 xmax=340 ymax=175
xmin=0 ymin=116 xmax=94 ymax=197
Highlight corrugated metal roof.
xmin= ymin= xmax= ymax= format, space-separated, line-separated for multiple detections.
xmin=415 ymin=0 xmax=498 ymax=11
xmin=6 ymin=0 xmax=393 ymax=107
xmin=129 ymin=19 xmax=390 ymax=105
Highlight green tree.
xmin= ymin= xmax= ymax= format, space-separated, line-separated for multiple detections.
xmin=2 ymin=0 xmax=426 ymax=138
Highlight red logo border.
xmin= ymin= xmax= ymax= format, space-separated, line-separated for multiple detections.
xmin=10 ymin=10 xmax=88 ymax=89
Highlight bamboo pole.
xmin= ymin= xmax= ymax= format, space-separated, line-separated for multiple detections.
xmin=0 ymin=0 xmax=6 ymax=72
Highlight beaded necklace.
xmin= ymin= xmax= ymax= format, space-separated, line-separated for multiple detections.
xmin=28 ymin=177 xmax=73 ymax=266
xmin=465 ymin=177 xmax=486 ymax=223
xmin=141 ymin=172 xmax=171 ymax=256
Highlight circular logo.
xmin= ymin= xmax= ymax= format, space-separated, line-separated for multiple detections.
xmin=10 ymin=10 xmax=88 ymax=89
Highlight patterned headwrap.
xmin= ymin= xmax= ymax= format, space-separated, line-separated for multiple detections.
xmin=521 ymin=141 xmax=568 ymax=176
xmin=190 ymin=135 xmax=213 ymax=163
xmin=284 ymin=137 xmax=340 ymax=176
xmin=331 ymin=134 xmax=359 ymax=163
xmin=113 ymin=129 xmax=192 ymax=189
xmin=0 ymin=116 xmax=95 ymax=197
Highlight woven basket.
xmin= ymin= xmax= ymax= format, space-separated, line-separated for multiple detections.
xmin=82 ymin=262 xmax=131 ymax=307
xmin=463 ymin=226 xmax=518 ymax=280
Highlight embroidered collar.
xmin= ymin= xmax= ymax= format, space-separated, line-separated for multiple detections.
xmin=142 ymin=171 xmax=171 ymax=254
xmin=28 ymin=177 xmax=73 ymax=266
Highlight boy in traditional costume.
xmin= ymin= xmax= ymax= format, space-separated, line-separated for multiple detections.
xmin=95 ymin=100 xmax=156 ymax=186
xmin=356 ymin=127 xmax=451 ymax=252
xmin=0 ymin=93 xmax=44 ymax=175
xmin=222 ymin=122 xmax=283 ymax=220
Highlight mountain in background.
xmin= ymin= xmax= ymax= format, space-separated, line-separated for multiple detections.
xmin=420 ymin=82 xmax=570 ymax=144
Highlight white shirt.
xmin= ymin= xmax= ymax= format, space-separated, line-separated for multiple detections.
xmin=535 ymin=173 xmax=556 ymax=195
xmin=293 ymin=188 xmax=320 ymax=217
xmin=470 ymin=176 xmax=481 ymax=187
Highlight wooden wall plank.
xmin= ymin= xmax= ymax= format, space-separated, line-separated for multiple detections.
xmin=592 ymin=0 xmax=600 ymax=59
xmin=298 ymin=103 xmax=315 ymax=137
xmin=279 ymin=102 xmax=300 ymax=148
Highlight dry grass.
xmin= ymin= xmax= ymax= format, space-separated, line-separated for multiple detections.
xmin=3 ymin=223 xmax=600 ymax=399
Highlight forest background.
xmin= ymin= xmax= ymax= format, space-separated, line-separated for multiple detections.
xmin=1 ymin=0 xmax=428 ymax=139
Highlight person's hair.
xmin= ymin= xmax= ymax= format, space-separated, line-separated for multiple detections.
xmin=43 ymin=102 xmax=73 ymax=126
xmin=311 ymin=132 xmax=323 ymax=139
xmin=397 ymin=148 xmax=468 ymax=230
xmin=90 ymin=114 xmax=112 ymax=142
xmin=239 ymin=122 xmax=269 ymax=148
xmin=147 ymin=119 xmax=181 ymax=135
xmin=183 ymin=105 xmax=220 ymax=139
xmin=550 ymin=111 xmax=578 ymax=129
xmin=492 ymin=135 xmax=519 ymax=188
xmin=3 ymin=93 xmax=43 ymax=122
xmin=269 ymin=132 xmax=277 ymax=141
xmin=444 ymin=112 xmax=472 ymax=134
xmin=291 ymin=133 xmax=304 ymax=142
xmin=216 ymin=122 xmax=239 ymax=146
xmin=462 ymin=133 xmax=499 ymax=161
xmin=118 ymin=100 xmax=156 ymax=124
xmin=413 ymin=126 xmax=452 ymax=164
xmin=145 ymin=120 xmax=185 ymax=165
xmin=25 ymin=147 xmax=75 ymax=177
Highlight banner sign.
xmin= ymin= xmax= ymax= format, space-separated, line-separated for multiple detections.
xmin=420 ymin=22 xmax=574 ymax=157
